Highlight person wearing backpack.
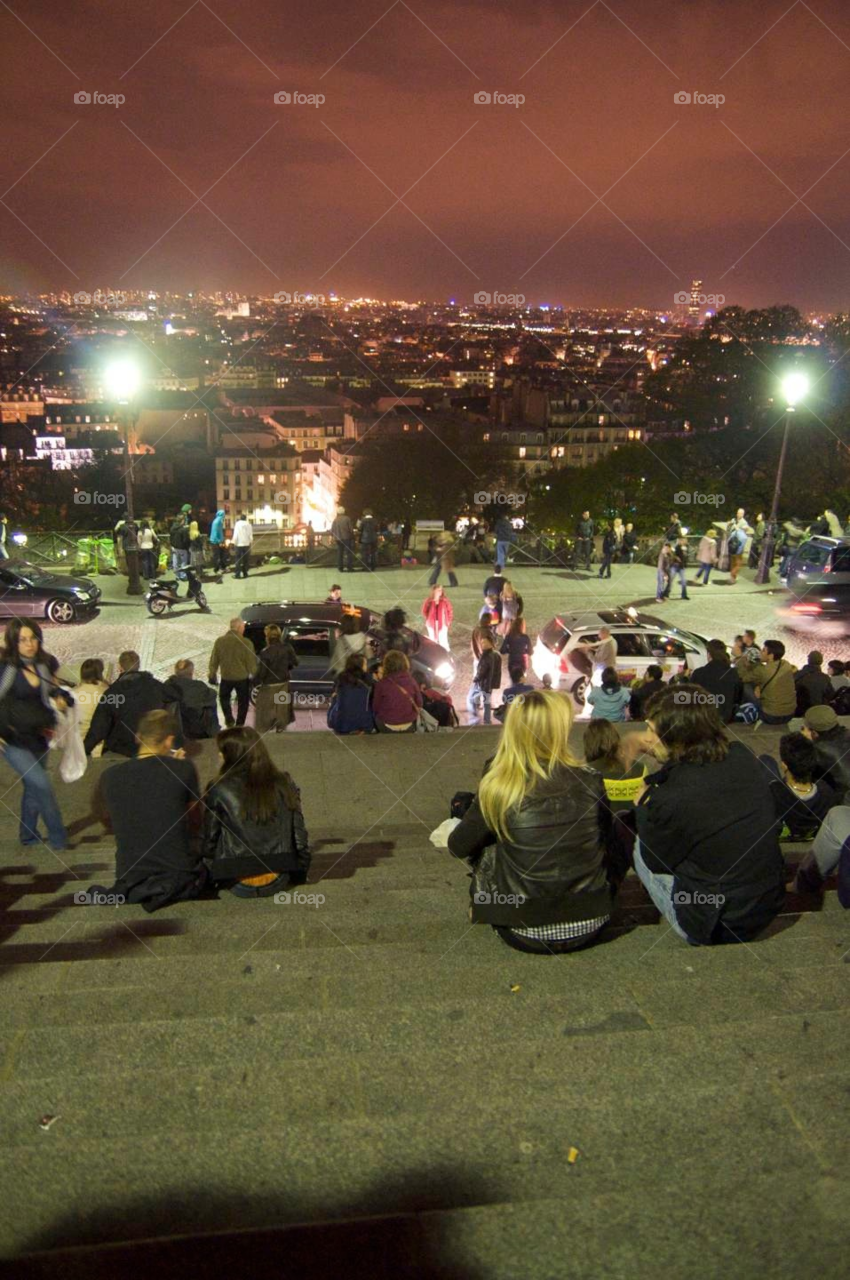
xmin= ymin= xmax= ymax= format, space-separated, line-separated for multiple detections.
xmin=725 ymin=510 xmax=753 ymax=583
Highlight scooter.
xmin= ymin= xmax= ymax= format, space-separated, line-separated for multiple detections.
xmin=145 ymin=567 xmax=208 ymax=616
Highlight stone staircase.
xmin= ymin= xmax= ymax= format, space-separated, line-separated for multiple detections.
xmin=2 ymin=732 xmax=848 ymax=1278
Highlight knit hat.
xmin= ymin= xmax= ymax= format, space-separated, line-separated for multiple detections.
xmin=804 ymin=705 xmax=838 ymax=732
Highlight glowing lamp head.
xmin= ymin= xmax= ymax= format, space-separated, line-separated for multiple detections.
xmin=105 ymin=359 xmax=140 ymax=402
xmin=782 ymin=371 xmax=809 ymax=407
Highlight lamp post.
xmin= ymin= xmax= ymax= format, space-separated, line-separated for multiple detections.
xmin=755 ymin=372 xmax=809 ymax=585
xmin=105 ymin=359 xmax=142 ymax=596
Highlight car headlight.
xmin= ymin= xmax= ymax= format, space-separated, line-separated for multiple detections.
xmin=434 ymin=661 xmax=454 ymax=681
xmin=74 ymin=590 xmax=92 ymax=601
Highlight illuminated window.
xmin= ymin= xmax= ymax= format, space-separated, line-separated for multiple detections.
xmin=518 ymin=446 xmax=526 ymax=458
xmin=257 ymin=474 xmax=264 ymax=484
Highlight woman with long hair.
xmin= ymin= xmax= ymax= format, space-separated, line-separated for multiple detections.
xmin=587 ymin=667 xmax=630 ymax=721
xmin=75 ymin=658 xmax=109 ymax=757
xmin=0 ymin=618 xmax=71 ymax=850
xmin=421 ymin=584 xmax=453 ymax=650
xmin=202 ymin=725 xmax=311 ymax=897
xmin=633 ymin=685 xmax=785 ymax=944
xmin=372 ymin=650 xmax=422 ymax=732
xmin=448 ymin=690 xmax=615 ymax=953
xmin=330 ymin=612 xmax=368 ymax=674
xmin=328 ymin=654 xmax=376 ymax=735
xmin=500 ymin=617 xmax=532 ymax=672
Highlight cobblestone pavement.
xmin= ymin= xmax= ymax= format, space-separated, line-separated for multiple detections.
xmin=21 ymin=556 xmax=845 ymax=729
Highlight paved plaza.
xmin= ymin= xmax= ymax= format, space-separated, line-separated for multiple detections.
xmin=1 ymin=554 xmax=848 ymax=1276
xmin=31 ymin=554 xmax=840 ymax=724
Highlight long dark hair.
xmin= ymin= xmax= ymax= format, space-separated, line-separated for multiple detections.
xmin=584 ymin=718 xmax=622 ymax=770
xmin=2 ymin=617 xmax=48 ymax=668
xmin=214 ymin=726 xmax=300 ymax=822
xmin=601 ymin=666 xmax=620 ymax=693
xmin=644 ymin=685 xmax=729 ymax=765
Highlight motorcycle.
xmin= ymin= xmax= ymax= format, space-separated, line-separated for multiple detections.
xmin=145 ymin=567 xmax=209 ymax=616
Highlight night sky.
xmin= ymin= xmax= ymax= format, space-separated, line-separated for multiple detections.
xmin=2 ymin=0 xmax=850 ymax=308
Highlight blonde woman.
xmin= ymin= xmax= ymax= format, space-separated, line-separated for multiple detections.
xmin=498 ymin=581 xmax=519 ymax=637
xmin=448 ymin=690 xmax=615 ymax=952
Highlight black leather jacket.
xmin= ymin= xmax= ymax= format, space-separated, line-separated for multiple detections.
xmin=202 ymin=776 xmax=312 ymax=881
xmin=448 ymin=764 xmax=613 ymax=926
xmin=812 ymin=727 xmax=850 ymax=801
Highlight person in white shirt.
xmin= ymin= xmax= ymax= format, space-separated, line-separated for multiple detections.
xmin=231 ymin=514 xmax=253 ymax=580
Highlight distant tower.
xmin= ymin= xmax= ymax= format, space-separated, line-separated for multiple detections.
xmin=688 ymin=279 xmax=703 ymax=325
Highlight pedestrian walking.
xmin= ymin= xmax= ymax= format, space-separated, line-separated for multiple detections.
xmin=500 ymin=617 xmax=532 ymax=673
xmin=428 ymin=534 xmax=459 ymax=588
xmin=724 ymin=509 xmax=753 ymax=583
xmin=422 ymin=584 xmax=453 ymax=649
xmin=695 ymin=527 xmax=718 ymax=585
xmin=666 ymin=540 xmax=690 ymax=600
xmin=331 ymin=507 xmax=355 ymax=573
xmin=209 ymin=509 xmax=228 ymax=572
xmin=575 ymin=510 xmax=595 ymax=570
xmin=494 ymin=514 xmax=516 ymax=569
xmin=598 ymin=524 xmax=618 ymax=579
xmin=231 ymin=512 xmax=253 ymax=580
xmin=467 ymin=633 xmax=502 ymax=726
xmin=208 ymin=618 xmax=259 ymax=728
xmin=357 ymin=509 xmax=378 ymax=572
xmin=0 ymin=618 xmax=71 ymax=850
xmin=188 ymin=518 xmax=205 ymax=568
xmin=254 ymin=623 xmax=299 ymax=732
xmin=498 ymin=581 xmax=520 ymax=636
xmin=656 ymin=543 xmax=672 ymax=602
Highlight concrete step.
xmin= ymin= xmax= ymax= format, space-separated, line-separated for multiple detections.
xmin=11 ymin=1184 xmax=847 ymax=1280
xmin=1 ymin=1072 xmax=841 ymax=1258
xmin=0 ymin=946 xmax=848 ymax=1030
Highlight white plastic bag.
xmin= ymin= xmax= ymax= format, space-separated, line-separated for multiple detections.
xmin=429 ymin=817 xmax=461 ymax=849
xmin=51 ymin=701 xmax=88 ymax=783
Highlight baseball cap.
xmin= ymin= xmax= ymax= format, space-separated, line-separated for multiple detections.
xmin=804 ymin=705 xmax=838 ymax=732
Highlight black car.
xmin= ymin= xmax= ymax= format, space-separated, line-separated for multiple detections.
xmin=777 ymin=580 xmax=850 ymax=640
xmin=240 ymin=601 xmax=456 ymax=703
xmin=0 ymin=561 xmax=102 ymax=624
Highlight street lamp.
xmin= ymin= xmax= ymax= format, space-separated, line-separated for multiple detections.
xmin=755 ymin=371 xmax=810 ymax=585
xmin=105 ymin=359 xmax=143 ymax=596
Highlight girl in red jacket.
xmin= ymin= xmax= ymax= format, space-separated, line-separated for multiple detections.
xmin=421 ymin=584 xmax=453 ymax=650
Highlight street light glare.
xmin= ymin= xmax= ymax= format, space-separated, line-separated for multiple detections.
xmin=782 ymin=371 xmax=809 ymax=407
xmin=105 ymin=359 xmax=141 ymax=401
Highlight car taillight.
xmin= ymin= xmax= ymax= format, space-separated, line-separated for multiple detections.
xmin=790 ymin=602 xmax=822 ymax=613
xmin=823 ymin=561 xmax=832 ymax=573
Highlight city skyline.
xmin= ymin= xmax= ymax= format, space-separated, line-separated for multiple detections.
xmin=3 ymin=1 xmax=850 ymax=308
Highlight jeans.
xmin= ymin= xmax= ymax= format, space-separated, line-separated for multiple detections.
xmin=598 ymin=554 xmax=613 ymax=579
xmin=695 ymin=562 xmax=712 ymax=583
xmin=633 ymin=841 xmax=693 ymax=942
xmin=758 ymin=708 xmax=793 ymax=725
xmin=656 ymin=569 xmax=668 ymax=598
xmin=219 ymin=678 xmax=250 ymax=726
xmin=429 ymin=563 xmax=458 ymax=587
xmin=233 ymin=546 xmax=250 ymax=578
xmin=336 ymin=540 xmax=354 ymax=572
xmin=211 ymin=543 xmax=227 ymax=572
xmin=467 ymin=683 xmax=491 ymax=726
xmin=172 ymin=548 xmax=190 ymax=578
xmin=2 ymin=743 xmax=67 ymax=849
xmin=576 ymin=538 xmax=592 ymax=568
xmin=796 ymin=806 xmax=850 ymax=889
xmin=665 ymin=567 xmax=688 ymax=597
xmin=360 ymin=542 xmax=377 ymax=571
xmin=140 ymin=549 xmax=157 ymax=579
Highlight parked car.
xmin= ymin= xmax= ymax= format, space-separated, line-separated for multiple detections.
xmin=0 ymin=561 xmax=101 ymax=624
xmin=532 ymin=607 xmax=711 ymax=706
xmin=239 ymin=600 xmax=456 ymax=704
xmin=782 ymin=535 xmax=850 ymax=587
xmin=776 ymin=580 xmax=850 ymax=640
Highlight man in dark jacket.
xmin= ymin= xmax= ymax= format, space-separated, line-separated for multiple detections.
xmin=170 ymin=514 xmax=191 ymax=576
xmin=483 ymin=566 xmax=505 ymax=599
xmin=665 ymin=513 xmax=683 ymax=543
xmin=622 ymin=522 xmax=638 ymax=563
xmin=690 ymin=640 xmax=743 ymax=724
xmin=801 ymin=704 xmax=850 ymax=801
xmin=331 ymin=508 xmax=354 ymax=573
xmin=629 ymin=665 xmax=666 ymax=721
xmin=467 ymin=635 xmax=502 ymax=726
xmin=598 ymin=525 xmax=618 ymax=579
xmin=575 ymin=511 xmax=595 ymax=570
xmin=494 ymin=515 xmax=516 ymax=569
xmin=208 ymin=618 xmax=259 ymax=728
xmin=634 ymin=692 xmax=786 ymax=945
xmin=84 ymin=651 xmax=180 ymax=757
xmin=165 ymin=659 xmax=219 ymax=739
xmin=794 ymin=650 xmax=833 ymax=714
xmin=93 ymin=709 xmax=207 ymax=912
xmin=357 ymin=509 xmax=378 ymax=571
